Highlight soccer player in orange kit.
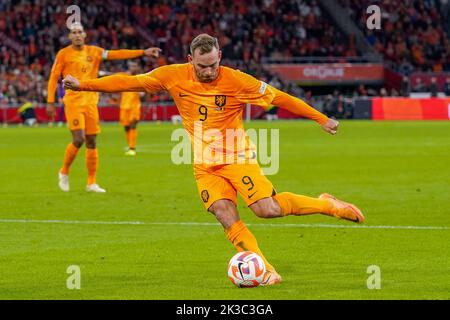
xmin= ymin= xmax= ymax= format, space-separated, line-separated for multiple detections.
xmin=118 ymin=61 xmax=143 ymax=156
xmin=62 ymin=34 xmax=365 ymax=285
xmin=47 ymin=22 xmax=161 ymax=192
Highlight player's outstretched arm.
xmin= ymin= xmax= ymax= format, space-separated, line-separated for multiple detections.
xmin=236 ymin=71 xmax=338 ymax=135
xmin=63 ymin=74 xmax=145 ymax=92
xmin=271 ymin=88 xmax=339 ymax=135
xmin=105 ymin=47 xmax=161 ymax=60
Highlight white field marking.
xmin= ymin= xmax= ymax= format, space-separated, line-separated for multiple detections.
xmin=0 ymin=219 xmax=448 ymax=230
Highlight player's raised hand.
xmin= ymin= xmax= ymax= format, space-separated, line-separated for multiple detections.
xmin=143 ymin=47 xmax=162 ymax=58
xmin=321 ymin=118 xmax=339 ymax=135
xmin=62 ymin=75 xmax=80 ymax=91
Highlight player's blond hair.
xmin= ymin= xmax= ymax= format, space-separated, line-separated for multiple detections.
xmin=190 ymin=34 xmax=219 ymax=55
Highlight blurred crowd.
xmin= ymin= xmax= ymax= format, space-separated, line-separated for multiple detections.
xmin=0 ymin=0 xmax=352 ymax=105
xmin=1 ymin=0 xmax=450 ymax=110
xmin=340 ymin=0 xmax=450 ymax=74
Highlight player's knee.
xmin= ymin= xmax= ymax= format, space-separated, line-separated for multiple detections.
xmin=85 ymin=140 xmax=96 ymax=148
xmin=252 ymin=206 xmax=272 ymax=218
xmin=209 ymin=200 xmax=234 ymax=216
xmin=72 ymin=136 xmax=85 ymax=148
xmin=250 ymin=198 xmax=281 ymax=218
xmin=208 ymin=200 xmax=238 ymax=227
xmin=85 ymin=136 xmax=97 ymax=148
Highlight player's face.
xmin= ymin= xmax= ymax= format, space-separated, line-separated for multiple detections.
xmin=69 ymin=28 xmax=86 ymax=47
xmin=189 ymin=47 xmax=221 ymax=83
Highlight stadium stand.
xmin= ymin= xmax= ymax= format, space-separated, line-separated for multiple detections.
xmin=1 ymin=0 xmax=450 ymax=123
xmin=339 ymin=0 xmax=450 ymax=73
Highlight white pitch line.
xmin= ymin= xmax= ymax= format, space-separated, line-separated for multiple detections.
xmin=0 ymin=219 xmax=448 ymax=230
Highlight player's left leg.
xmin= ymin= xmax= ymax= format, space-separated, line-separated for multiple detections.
xmin=223 ymin=163 xmax=364 ymax=223
xmin=278 ymin=192 xmax=364 ymax=222
xmin=125 ymin=119 xmax=138 ymax=156
xmin=250 ymin=193 xmax=364 ymax=223
xmin=123 ymin=125 xmax=133 ymax=155
xmin=84 ymin=106 xmax=105 ymax=193
xmin=121 ymin=107 xmax=139 ymax=156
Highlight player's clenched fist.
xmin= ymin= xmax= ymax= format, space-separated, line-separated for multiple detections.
xmin=143 ymin=47 xmax=162 ymax=58
xmin=321 ymin=118 xmax=339 ymax=135
xmin=62 ymin=74 xmax=80 ymax=91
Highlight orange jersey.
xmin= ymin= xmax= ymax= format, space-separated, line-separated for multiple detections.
xmin=116 ymin=73 xmax=141 ymax=110
xmin=137 ymin=64 xmax=276 ymax=168
xmin=120 ymin=91 xmax=141 ymax=109
xmin=79 ymin=63 xmax=329 ymax=170
xmin=48 ymin=45 xmax=104 ymax=106
xmin=47 ymin=47 xmax=144 ymax=106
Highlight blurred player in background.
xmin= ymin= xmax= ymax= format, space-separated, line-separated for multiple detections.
xmin=62 ymin=34 xmax=365 ymax=285
xmin=118 ymin=61 xmax=143 ymax=156
xmin=47 ymin=22 xmax=161 ymax=192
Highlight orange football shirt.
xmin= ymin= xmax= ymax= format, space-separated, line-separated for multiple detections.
xmin=79 ymin=63 xmax=329 ymax=170
xmin=47 ymin=45 xmax=104 ymax=106
xmin=116 ymin=73 xmax=142 ymax=110
xmin=120 ymin=91 xmax=141 ymax=110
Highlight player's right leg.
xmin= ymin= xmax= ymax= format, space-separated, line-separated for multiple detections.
xmin=208 ymin=199 xmax=282 ymax=286
xmin=196 ymin=171 xmax=282 ymax=286
xmin=59 ymin=130 xmax=85 ymax=192
xmin=58 ymin=106 xmax=86 ymax=192
xmin=84 ymin=106 xmax=105 ymax=193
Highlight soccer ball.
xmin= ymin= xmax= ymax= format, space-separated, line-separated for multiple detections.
xmin=227 ymin=251 xmax=266 ymax=288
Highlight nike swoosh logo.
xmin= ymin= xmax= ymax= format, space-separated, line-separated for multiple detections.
xmin=179 ymin=93 xmax=189 ymax=97
xmin=248 ymin=191 xmax=257 ymax=199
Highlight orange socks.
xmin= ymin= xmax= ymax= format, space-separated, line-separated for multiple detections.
xmin=128 ymin=128 xmax=137 ymax=149
xmin=125 ymin=129 xmax=137 ymax=149
xmin=225 ymin=220 xmax=274 ymax=271
xmin=61 ymin=143 xmax=79 ymax=175
xmin=86 ymin=148 xmax=98 ymax=185
xmin=125 ymin=130 xmax=131 ymax=146
xmin=61 ymin=143 xmax=99 ymax=185
xmin=273 ymin=192 xmax=335 ymax=216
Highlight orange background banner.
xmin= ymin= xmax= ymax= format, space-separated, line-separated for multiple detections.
xmin=372 ymin=98 xmax=450 ymax=120
xmin=264 ymin=63 xmax=384 ymax=83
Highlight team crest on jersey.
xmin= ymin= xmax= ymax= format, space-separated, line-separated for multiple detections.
xmin=215 ymin=95 xmax=226 ymax=108
xmin=201 ymin=190 xmax=209 ymax=203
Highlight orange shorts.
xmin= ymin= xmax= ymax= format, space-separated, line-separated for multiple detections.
xmin=64 ymin=104 xmax=100 ymax=135
xmin=195 ymin=163 xmax=276 ymax=210
xmin=120 ymin=107 xmax=141 ymax=126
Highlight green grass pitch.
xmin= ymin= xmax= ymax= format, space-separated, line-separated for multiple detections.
xmin=0 ymin=120 xmax=449 ymax=299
